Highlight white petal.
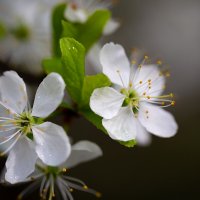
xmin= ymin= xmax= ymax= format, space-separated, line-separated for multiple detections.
xmin=102 ymin=106 xmax=137 ymax=141
xmin=32 ymin=122 xmax=71 ymax=166
xmin=64 ymin=5 xmax=87 ymax=23
xmin=31 ymin=73 xmax=65 ymax=118
xmin=103 ymin=18 xmax=120 ymax=35
xmin=133 ymin=65 xmax=165 ymax=96
xmin=86 ymin=43 xmax=102 ymax=73
xmin=5 ymin=137 xmax=37 ymax=184
xmin=90 ymin=87 xmax=125 ymax=119
xmin=138 ymin=103 xmax=178 ymax=138
xmin=136 ymin=124 xmax=152 ymax=146
xmin=63 ymin=140 xmax=102 ymax=169
xmin=0 ymin=71 xmax=27 ymax=114
xmin=100 ymin=43 xmax=130 ymax=87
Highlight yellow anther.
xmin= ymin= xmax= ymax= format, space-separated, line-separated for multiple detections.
xmin=83 ymin=185 xmax=88 ymax=190
xmin=147 ymin=96 xmax=151 ymax=99
xmin=161 ymin=102 xmax=165 ymax=105
xmin=144 ymin=55 xmax=149 ymax=60
xmin=145 ymin=110 xmax=149 ymax=114
xmin=148 ymin=86 xmax=151 ymax=89
xmin=171 ymin=101 xmax=175 ymax=106
xmin=165 ymin=72 xmax=170 ymax=77
xmin=170 ymin=93 xmax=174 ymax=98
xmin=162 ymin=85 xmax=166 ymax=89
xmin=131 ymin=60 xmax=136 ymax=64
xmin=148 ymin=79 xmax=151 ymax=82
xmin=69 ymin=188 xmax=74 ymax=192
xmin=138 ymin=64 xmax=142 ymax=68
xmin=139 ymin=81 xmax=143 ymax=84
xmin=96 ymin=192 xmax=102 ymax=198
xmin=143 ymin=92 xmax=146 ymax=96
xmin=129 ymin=83 xmax=132 ymax=87
xmin=157 ymin=60 xmax=162 ymax=65
xmin=17 ymin=195 xmax=22 ymax=200
xmin=62 ymin=168 xmax=67 ymax=173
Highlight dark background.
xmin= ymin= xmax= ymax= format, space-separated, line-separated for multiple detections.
xmin=1 ymin=0 xmax=200 ymax=199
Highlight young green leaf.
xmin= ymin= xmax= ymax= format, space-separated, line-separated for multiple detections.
xmin=62 ymin=10 xmax=111 ymax=52
xmin=52 ymin=3 xmax=66 ymax=57
xmin=60 ymin=37 xmax=85 ymax=103
xmin=42 ymin=58 xmax=63 ymax=75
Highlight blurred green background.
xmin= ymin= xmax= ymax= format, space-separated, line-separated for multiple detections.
xmin=0 ymin=0 xmax=200 ymax=199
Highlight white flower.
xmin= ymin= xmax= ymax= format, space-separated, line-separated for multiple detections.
xmin=90 ymin=43 xmax=178 ymax=143
xmin=0 ymin=71 xmax=70 ymax=183
xmin=16 ymin=140 xmax=102 ymax=200
xmin=0 ymin=0 xmax=53 ymax=75
xmin=64 ymin=0 xmax=120 ymax=35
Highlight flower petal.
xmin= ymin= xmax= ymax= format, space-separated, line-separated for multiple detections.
xmin=90 ymin=87 xmax=125 ymax=119
xmin=103 ymin=18 xmax=120 ymax=35
xmin=32 ymin=122 xmax=71 ymax=166
xmin=133 ymin=65 xmax=165 ymax=96
xmin=63 ymin=140 xmax=102 ymax=169
xmin=136 ymin=123 xmax=152 ymax=146
xmin=64 ymin=5 xmax=87 ymax=23
xmin=138 ymin=103 xmax=178 ymax=138
xmin=0 ymin=71 xmax=27 ymax=114
xmin=31 ymin=73 xmax=65 ymax=118
xmin=5 ymin=137 xmax=37 ymax=184
xmin=100 ymin=43 xmax=130 ymax=87
xmin=102 ymin=106 xmax=137 ymax=141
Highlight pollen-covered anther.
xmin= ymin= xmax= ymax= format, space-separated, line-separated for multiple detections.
xmin=161 ymin=102 xmax=165 ymax=106
xmin=144 ymin=55 xmax=149 ymax=60
xmin=165 ymin=72 xmax=170 ymax=77
xmin=69 ymin=188 xmax=74 ymax=192
xmin=170 ymin=93 xmax=174 ymax=98
xmin=156 ymin=60 xmax=162 ymax=65
xmin=83 ymin=185 xmax=88 ymax=190
xmin=147 ymin=96 xmax=151 ymax=99
xmin=62 ymin=168 xmax=68 ymax=173
xmin=96 ymin=192 xmax=102 ymax=198
xmin=139 ymin=81 xmax=143 ymax=84
xmin=143 ymin=92 xmax=146 ymax=96
xmin=131 ymin=60 xmax=136 ymax=64
xmin=171 ymin=101 xmax=175 ymax=106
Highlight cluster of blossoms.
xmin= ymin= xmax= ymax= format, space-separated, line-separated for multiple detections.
xmin=0 ymin=71 xmax=102 ymax=199
xmin=90 ymin=43 xmax=178 ymax=145
xmin=0 ymin=0 xmax=178 ymax=200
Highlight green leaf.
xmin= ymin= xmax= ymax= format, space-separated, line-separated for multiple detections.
xmin=77 ymin=10 xmax=110 ymax=51
xmin=80 ymin=109 xmax=107 ymax=133
xmin=62 ymin=10 xmax=110 ymax=52
xmin=81 ymin=74 xmax=111 ymax=108
xmin=0 ymin=22 xmax=6 ymax=38
xmin=119 ymin=140 xmax=137 ymax=148
xmin=42 ymin=58 xmax=63 ymax=75
xmin=52 ymin=4 xmax=66 ymax=57
xmin=60 ymin=37 xmax=85 ymax=103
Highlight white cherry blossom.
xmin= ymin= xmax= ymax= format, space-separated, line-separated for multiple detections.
xmin=64 ymin=0 xmax=120 ymax=35
xmin=90 ymin=43 xmax=178 ymax=143
xmin=0 ymin=0 xmax=54 ymax=75
xmin=16 ymin=141 xmax=102 ymax=200
xmin=0 ymin=71 xmax=70 ymax=183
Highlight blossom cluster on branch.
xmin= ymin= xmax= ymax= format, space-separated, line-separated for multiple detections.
xmin=0 ymin=0 xmax=178 ymax=199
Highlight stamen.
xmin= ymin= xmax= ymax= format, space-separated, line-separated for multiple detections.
xmin=116 ymin=70 xmax=126 ymax=87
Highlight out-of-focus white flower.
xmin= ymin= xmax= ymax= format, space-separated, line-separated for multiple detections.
xmin=0 ymin=71 xmax=70 ymax=183
xmin=90 ymin=43 xmax=178 ymax=143
xmin=65 ymin=0 xmax=120 ymax=35
xmin=0 ymin=0 xmax=55 ymax=75
xmin=16 ymin=140 xmax=102 ymax=200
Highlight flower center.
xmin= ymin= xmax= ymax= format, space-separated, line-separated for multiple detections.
xmin=121 ymin=88 xmax=140 ymax=112
xmin=15 ymin=112 xmax=34 ymax=137
xmin=11 ymin=24 xmax=30 ymax=40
